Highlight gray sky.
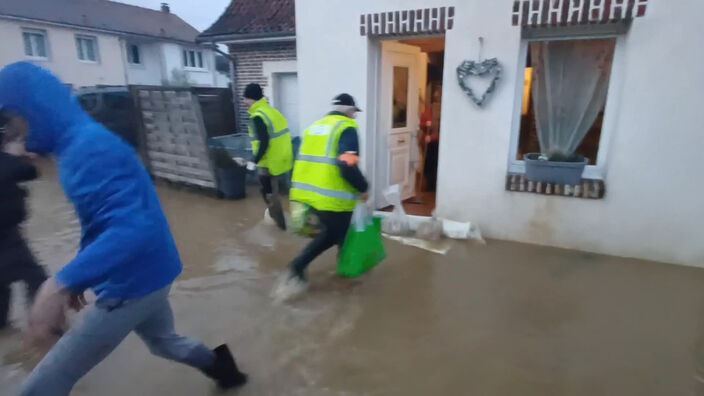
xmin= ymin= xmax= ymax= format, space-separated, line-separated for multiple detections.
xmin=114 ymin=0 xmax=231 ymax=32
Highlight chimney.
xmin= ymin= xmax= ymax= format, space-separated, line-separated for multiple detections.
xmin=161 ymin=3 xmax=170 ymax=13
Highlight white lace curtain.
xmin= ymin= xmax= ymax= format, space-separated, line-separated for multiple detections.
xmin=530 ymin=38 xmax=615 ymax=160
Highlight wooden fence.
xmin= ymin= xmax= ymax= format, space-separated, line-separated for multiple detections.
xmin=131 ymin=86 xmax=217 ymax=189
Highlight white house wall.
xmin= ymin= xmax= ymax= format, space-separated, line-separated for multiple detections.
xmin=160 ymin=42 xmax=221 ymax=87
xmin=214 ymin=71 xmax=230 ymax=88
xmin=124 ymin=41 xmax=164 ymax=86
xmin=0 ymin=18 xmax=126 ymax=87
xmin=161 ymin=43 xmax=184 ymax=84
xmin=185 ymin=51 xmax=217 ymax=87
xmin=295 ymin=0 xmax=704 ymax=267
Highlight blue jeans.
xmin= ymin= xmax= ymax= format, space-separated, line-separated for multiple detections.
xmin=21 ymin=285 xmax=215 ymax=396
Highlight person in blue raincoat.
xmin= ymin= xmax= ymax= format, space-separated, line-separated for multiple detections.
xmin=0 ymin=62 xmax=247 ymax=395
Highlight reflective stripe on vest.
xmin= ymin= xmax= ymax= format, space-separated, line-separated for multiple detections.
xmin=324 ymin=120 xmax=346 ymax=156
xmin=290 ymin=114 xmax=359 ymax=212
xmin=247 ymin=98 xmax=293 ymax=176
xmin=255 ymin=110 xmax=290 ymax=138
xmin=296 ymin=154 xmax=337 ymax=165
xmin=294 ymin=119 xmax=347 ymax=166
xmin=290 ymin=181 xmax=357 ymax=201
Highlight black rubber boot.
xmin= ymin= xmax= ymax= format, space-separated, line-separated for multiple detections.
xmin=202 ymin=344 xmax=248 ymax=389
xmin=269 ymin=204 xmax=287 ymax=231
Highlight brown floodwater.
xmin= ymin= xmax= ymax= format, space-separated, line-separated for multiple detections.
xmin=2 ymin=158 xmax=704 ymax=395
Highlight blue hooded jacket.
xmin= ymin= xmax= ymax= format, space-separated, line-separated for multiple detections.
xmin=0 ymin=62 xmax=181 ymax=299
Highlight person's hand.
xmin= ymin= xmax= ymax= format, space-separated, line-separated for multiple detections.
xmin=232 ymin=157 xmax=247 ymax=166
xmin=359 ymin=192 xmax=369 ymax=202
xmin=27 ymin=278 xmax=70 ymax=348
xmin=68 ymin=292 xmax=88 ymax=312
xmin=3 ymin=140 xmax=27 ymax=156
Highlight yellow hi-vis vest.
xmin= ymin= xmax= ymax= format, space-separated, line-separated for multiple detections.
xmin=290 ymin=114 xmax=359 ymax=212
xmin=247 ymin=98 xmax=293 ymax=176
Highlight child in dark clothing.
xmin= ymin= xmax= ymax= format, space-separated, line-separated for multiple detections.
xmin=0 ymin=112 xmax=47 ymax=329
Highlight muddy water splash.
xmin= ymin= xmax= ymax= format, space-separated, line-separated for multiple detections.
xmin=2 ymin=159 xmax=704 ymax=395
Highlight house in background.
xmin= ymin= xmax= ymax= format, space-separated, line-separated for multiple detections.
xmin=198 ymin=0 xmax=297 ymax=136
xmin=294 ymin=0 xmax=704 ymax=268
xmin=0 ymin=0 xmax=228 ymax=88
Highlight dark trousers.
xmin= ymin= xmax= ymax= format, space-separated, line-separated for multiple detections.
xmin=424 ymin=140 xmax=439 ymax=191
xmin=0 ymin=228 xmax=47 ymax=328
xmin=290 ymin=210 xmax=353 ymax=278
xmin=259 ymin=172 xmax=286 ymax=230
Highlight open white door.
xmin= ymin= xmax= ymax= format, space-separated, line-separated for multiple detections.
xmin=375 ymin=42 xmax=421 ymax=207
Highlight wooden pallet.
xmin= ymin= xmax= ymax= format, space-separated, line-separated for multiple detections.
xmin=131 ymin=86 xmax=217 ymax=190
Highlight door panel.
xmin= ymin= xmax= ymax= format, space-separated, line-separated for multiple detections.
xmin=389 ymin=133 xmax=410 ymax=148
xmin=274 ymin=72 xmax=300 ymax=137
xmin=389 ymin=132 xmax=412 ymax=197
xmin=376 ymin=42 xmax=421 ymax=207
xmin=390 ymin=145 xmax=410 ymax=186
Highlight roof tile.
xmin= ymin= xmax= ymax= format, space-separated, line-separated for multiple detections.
xmin=199 ymin=0 xmax=295 ymax=39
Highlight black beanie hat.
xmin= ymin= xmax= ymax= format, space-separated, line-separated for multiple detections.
xmin=243 ymin=83 xmax=263 ymax=100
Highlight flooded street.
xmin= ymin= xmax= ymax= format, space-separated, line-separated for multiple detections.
xmin=2 ymin=158 xmax=704 ymax=395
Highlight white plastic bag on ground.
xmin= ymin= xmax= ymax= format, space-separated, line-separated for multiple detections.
xmin=381 ymin=185 xmax=411 ymax=236
xmin=416 ymin=211 xmax=443 ymax=241
xmin=442 ymin=218 xmax=484 ymax=242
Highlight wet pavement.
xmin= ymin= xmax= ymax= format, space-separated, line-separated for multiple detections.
xmin=2 ymin=158 xmax=704 ymax=395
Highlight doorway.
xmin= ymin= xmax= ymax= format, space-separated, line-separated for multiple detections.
xmin=272 ymin=72 xmax=300 ymax=138
xmin=375 ymin=37 xmax=445 ymax=217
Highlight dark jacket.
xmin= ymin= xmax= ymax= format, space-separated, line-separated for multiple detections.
xmin=0 ymin=62 xmax=181 ymax=299
xmin=0 ymin=152 xmax=37 ymax=231
xmin=250 ymin=116 xmax=269 ymax=164
xmin=328 ymin=112 xmax=368 ymax=193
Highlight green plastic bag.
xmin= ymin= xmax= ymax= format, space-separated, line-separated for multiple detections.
xmin=289 ymin=201 xmax=321 ymax=238
xmin=337 ymin=204 xmax=386 ymax=278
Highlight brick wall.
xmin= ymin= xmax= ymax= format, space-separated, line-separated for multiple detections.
xmin=228 ymin=41 xmax=297 ymax=133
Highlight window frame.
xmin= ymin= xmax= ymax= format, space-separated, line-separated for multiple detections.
xmin=21 ymin=28 xmax=49 ymax=60
xmin=127 ymin=43 xmax=142 ymax=65
xmin=182 ymin=48 xmax=207 ymax=70
xmin=507 ymin=32 xmax=626 ymax=181
xmin=75 ymin=34 xmax=100 ymax=63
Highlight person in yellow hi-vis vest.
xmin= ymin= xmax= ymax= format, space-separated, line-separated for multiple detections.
xmin=273 ymin=93 xmax=369 ymax=300
xmin=241 ymin=83 xmax=293 ymax=230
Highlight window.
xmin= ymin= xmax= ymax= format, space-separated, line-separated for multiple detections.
xmin=127 ymin=43 xmax=141 ymax=65
xmin=511 ymin=36 xmax=618 ymax=178
xmin=182 ymin=49 xmax=204 ymax=69
xmin=75 ymin=35 xmax=98 ymax=62
xmin=22 ymin=29 xmax=48 ymax=59
xmin=392 ymin=66 xmax=409 ymax=128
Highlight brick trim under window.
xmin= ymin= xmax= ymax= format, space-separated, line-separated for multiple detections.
xmin=506 ymin=173 xmax=605 ymax=199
